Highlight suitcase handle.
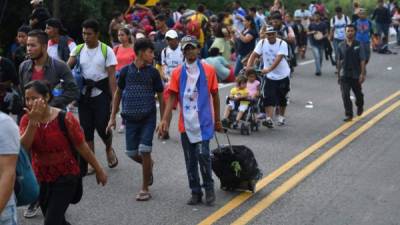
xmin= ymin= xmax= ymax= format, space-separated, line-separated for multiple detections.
xmin=214 ymin=129 xmax=234 ymax=154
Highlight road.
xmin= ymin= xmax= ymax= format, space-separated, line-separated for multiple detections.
xmin=18 ymin=43 xmax=400 ymax=225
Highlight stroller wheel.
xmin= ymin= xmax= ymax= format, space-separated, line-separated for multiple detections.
xmin=240 ymin=123 xmax=246 ymax=135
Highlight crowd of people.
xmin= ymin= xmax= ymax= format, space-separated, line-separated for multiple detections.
xmin=0 ymin=0 xmax=399 ymax=224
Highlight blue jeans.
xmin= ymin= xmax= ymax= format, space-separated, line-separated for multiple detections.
xmin=333 ymin=39 xmax=344 ymax=61
xmin=181 ymin=133 xmax=214 ymax=195
xmin=0 ymin=201 xmax=17 ymax=225
xmin=310 ymin=44 xmax=324 ymax=73
xmin=376 ymin=23 xmax=390 ymax=38
xmin=234 ymin=54 xmax=244 ymax=77
xmin=125 ymin=112 xmax=156 ymax=158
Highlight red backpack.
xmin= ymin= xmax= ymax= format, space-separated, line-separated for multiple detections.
xmin=186 ymin=15 xmax=201 ymax=39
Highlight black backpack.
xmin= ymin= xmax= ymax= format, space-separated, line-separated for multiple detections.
xmin=57 ymin=110 xmax=88 ymax=204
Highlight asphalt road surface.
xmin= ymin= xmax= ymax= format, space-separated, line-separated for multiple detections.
xmin=18 ymin=43 xmax=400 ymax=225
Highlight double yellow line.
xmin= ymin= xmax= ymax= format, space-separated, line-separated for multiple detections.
xmin=199 ymin=90 xmax=400 ymax=225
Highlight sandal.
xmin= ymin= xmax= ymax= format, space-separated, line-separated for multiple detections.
xmin=136 ymin=191 xmax=152 ymax=201
xmin=106 ymin=148 xmax=118 ymax=168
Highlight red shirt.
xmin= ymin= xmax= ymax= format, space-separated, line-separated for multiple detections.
xmin=19 ymin=112 xmax=84 ymax=182
xmin=32 ymin=67 xmax=45 ymax=81
xmin=169 ymin=63 xmax=219 ymax=133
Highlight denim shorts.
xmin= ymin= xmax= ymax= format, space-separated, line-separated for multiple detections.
xmin=125 ymin=111 xmax=157 ymax=157
xmin=0 ymin=203 xmax=17 ymax=225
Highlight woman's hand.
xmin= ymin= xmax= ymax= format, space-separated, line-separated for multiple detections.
xmin=25 ymin=99 xmax=46 ymax=123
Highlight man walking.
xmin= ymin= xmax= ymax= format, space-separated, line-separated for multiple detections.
xmin=337 ymin=25 xmax=367 ymax=122
xmin=20 ymin=30 xmax=79 ymax=110
xmin=158 ymin=36 xmax=223 ymax=206
xmin=247 ymin=26 xmax=291 ymax=127
xmin=107 ymin=38 xmax=164 ymax=201
xmin=330 ymin=6 xmax=351 ymax=72
xmin=67 ymin=19 xmax=118 ymax=173
xmin=45 ymin=18 xmax=77 ymax=62
xmin=159 ymin=30 xmax=184 ymax=140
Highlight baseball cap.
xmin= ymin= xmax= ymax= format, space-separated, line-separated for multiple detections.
xmin=31 ymin=0 xmax=43 ymax=4
xmin=265 ymin=25 xmax=277 ymax=34
xmin=181 ymin=35 xmax=199 ymax=50
xmin=165 ymin=30 xmax=178 ymax=39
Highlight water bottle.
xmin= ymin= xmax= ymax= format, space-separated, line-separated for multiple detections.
xmin=52 ymin=79 xmax=64 ymax=97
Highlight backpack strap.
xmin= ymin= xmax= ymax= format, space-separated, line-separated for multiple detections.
xmin=100 ymin=42 xmax=108 ymax=61
xmin=74 ymin=44 xmax=85 ymax=56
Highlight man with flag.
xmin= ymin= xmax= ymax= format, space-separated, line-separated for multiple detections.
xmin=157 ymin=35 xmax=223 ymax=206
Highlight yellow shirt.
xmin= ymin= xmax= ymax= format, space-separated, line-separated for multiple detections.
xmin=230 ymin=87 xmax=250 ymax=106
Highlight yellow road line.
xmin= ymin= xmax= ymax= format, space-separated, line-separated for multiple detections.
xmin=198 ymin=90 xmax=400 ymax=225
xmin=231 ymin=100 xmax=400 ymax=225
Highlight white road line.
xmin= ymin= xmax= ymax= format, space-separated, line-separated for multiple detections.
xmin=218 ymin=40 xmax=398 ymax=90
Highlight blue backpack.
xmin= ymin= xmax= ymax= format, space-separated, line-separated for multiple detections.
xmin=14 ymin=147 xmax=39 ymax=206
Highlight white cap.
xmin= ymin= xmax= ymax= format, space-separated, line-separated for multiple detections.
xmin=135 ymin=33 xmax=146 ymax=39
xmin=31 ymin=0 xmax=43 ymax=4
xmin=165 ymin=30 xmax=178 ymax=39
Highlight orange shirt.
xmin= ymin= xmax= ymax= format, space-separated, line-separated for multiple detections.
xmin=114 ymin=45 xmax=136 ymax=71
xmin=169 ymin=63 xmax=218 ymax=133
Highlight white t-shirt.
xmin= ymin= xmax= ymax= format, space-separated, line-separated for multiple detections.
xmin=0 ymin=113 xmax=20 ymax=208
xmin=47 ymin=39 xmax=76 ymax=61
xmin=70 ymin=41 xmax=117 ymax=97
xmin=294 ymin=9 xmax=312 ymax=19
xmin=330 ymin=15 xmax=351 ymax=40
xmin=161 ymin=45 xmax=184 ymax=80
xmin=254 ymin=38 xmax=290 ymax=80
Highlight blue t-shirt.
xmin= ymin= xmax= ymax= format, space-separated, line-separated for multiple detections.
xmin=355 ymin=19 xmax=372 ymax=43
xmin=118 ymin=64 xmax=164 ymax=121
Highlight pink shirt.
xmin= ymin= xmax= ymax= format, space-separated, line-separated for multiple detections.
xmin=247 ymin=80 xmax=260 ymax=98
xmin=113 ymin=45 xmax=136 ymax=71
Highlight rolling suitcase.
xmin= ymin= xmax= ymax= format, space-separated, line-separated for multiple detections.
xmin=211 ymin=133 xmax=262 ymax=192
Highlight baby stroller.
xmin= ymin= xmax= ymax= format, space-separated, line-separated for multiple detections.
xmin=221 ymin=97 xmax=260 ymax=135
xmin=221 ymin=68 xmax=265 ymax=135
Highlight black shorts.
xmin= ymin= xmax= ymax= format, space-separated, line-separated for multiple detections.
xmin=262 ymin=77 xmax=290 ymax=107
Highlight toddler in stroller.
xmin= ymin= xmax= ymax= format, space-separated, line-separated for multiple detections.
xmin=222 ymin=71 xmax=261 ymax=135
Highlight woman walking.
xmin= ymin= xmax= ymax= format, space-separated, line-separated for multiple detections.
xmin=20 ymin=80 xmax=107 ymax=225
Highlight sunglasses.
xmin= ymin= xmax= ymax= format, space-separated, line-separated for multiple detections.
xmin=266 ymin=33 xmax=276 ymax=36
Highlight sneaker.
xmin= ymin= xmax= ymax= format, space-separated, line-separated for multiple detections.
xmin=315 ymin=72 xmax=321 ymax=76
xmin=205 ymin=190 xmax=216 ymax=206
xmin=357 ymin=107 xmax=364 ymax=116
xmin=118 ymin=125 xmax=125 ymax=133
xmin=187 ymin=193 xmax=202 ymax=205
xmin=277 ymin=116 xmax=285 ymax=126
xmin=24 ymin=202 xmax=40 ymax=218
xmin=257 ymin=113 xmax=266 ymax=120
xmin=262 ymin=118 xmax=274 ymax=128
xmin=343 ymin=116 xmax=353 ymax=122
xmin=232 ymin=121 xmax=239 ymax=129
